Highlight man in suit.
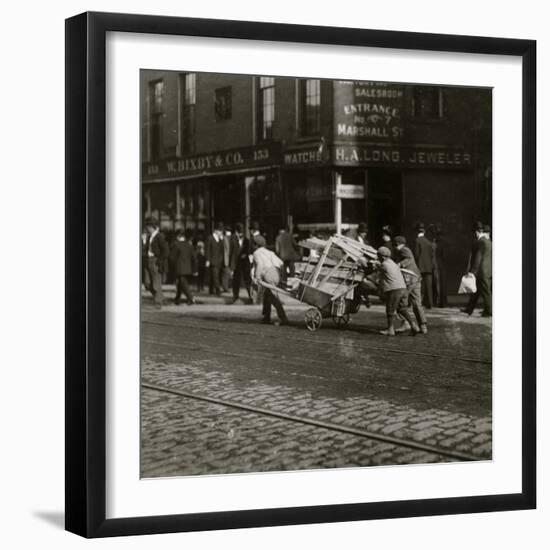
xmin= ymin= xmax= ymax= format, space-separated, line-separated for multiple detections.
xmin=414 ymin=223 xmax=435 ymax=308
xmin=394 ymin=235 xmax=428 ymax=334
xmin=464 ymin=224 xmax=492 ymax=316
xmin=170 ymin=228 xmax=197 ymax=305
xmin=275 ymin=226 xmax=301 ymax=279
xmin=205 ymin=222 xmax=225 ymax=296
xmin=144 ymin=216 xmax=169 ymax=309
xmin=221 ymin=224 xmax=232 ymax=293
xmin=229 ymin=223 xmax=252 ymax=304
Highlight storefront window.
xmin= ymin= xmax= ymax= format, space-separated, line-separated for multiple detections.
xmin=148 ymin=182 xmax=176 ymax=231
xmin=287 ymin=171 xmax=333 ymax=232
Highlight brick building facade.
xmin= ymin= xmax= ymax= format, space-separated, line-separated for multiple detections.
xmin=141 ymin=70 xmax=492 ymax=292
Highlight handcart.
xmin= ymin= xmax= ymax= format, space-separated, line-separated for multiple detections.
xmin=256 ymin=234 xmax=378 ymax=331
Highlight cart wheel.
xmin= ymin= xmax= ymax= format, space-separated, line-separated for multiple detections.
xmin=305 ymin=308 xmax=323 ymax=331
xmin=332 ymin=313 xmax=350 ymax=328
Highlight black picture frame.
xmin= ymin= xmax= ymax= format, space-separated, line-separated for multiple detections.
xmin=65 ymin=11 xmax=536 ymax=538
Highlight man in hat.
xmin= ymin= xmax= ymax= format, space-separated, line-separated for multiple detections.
xmin=464 ymin=224 xmax=492 ymax=316
xmin=380 ymin=224 xmax=393 ymax=249
xmin=275 ymin=225 xmax=302 ymax=280
xmin=356 ymin=222 xmax=369 ymax=246
xmin=252 ymin=235 xmax=289 ymax=326
xmin=414 ymin=223 xmax=435 ymax=308
xmin=229 ymin=222 xmax=252 ymax=304
xmin=461 ymin=221 xmax=483 ymax=314
xmin=394 ymin=235 xmax=428 ymax=334
xmin=376 ymin=246 xmax=419 ymax=336
xmin=169 ymin=228 xmax=197 ymax=305
xmin=143 ymin=216 xmax=169 ymax=309
xmin=205 ymin=222 xmax=225 ymax=296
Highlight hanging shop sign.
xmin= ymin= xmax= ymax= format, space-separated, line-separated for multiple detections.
xmin=143 ymin=143 xmax=281 ymax=181
xmin=336 ymin=184 xmax=365 ymax=199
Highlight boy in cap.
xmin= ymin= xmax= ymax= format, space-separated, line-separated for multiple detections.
xmin=376 ymin=246 xmax=419 ymax=336
xmin=394 ymin=235 xmax=428 ymax=334
xmin=252 ymin=235 xmax=289 ymax=326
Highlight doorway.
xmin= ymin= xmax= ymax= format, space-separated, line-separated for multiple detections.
xmin=367 ymin=168 xmax=402 ymax=246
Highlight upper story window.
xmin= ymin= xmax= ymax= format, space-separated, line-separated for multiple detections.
xmin=257 ymin=77 xmax=275 ymax=142
xmin=300 ymin=79 xmax=321 ymax=136
xmin=149 ymin=80 xmax=165 ymax=159
xmin=180 ymin=73 xmax=196 ymax=154
xmin=411 ymin=86 xmax=444 ymax=119
xmin=214 ymin=86 xmax=232 ymax=121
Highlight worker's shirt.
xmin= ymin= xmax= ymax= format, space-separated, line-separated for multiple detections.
xmin=252 ymin=247 xmax=283 ymax=281
xmin=378 ymin=258 xmax=406 ymax=293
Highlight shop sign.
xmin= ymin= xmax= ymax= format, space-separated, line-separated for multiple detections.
xmin=333 ymin=81 xmax=406 ymax=143
xmin=333 ymin=144 xmax=472 ymax=169
xmin=336 ymin=184 xmax=365 ymax=200
xmin=143 ymin=143 xmax=280 ymax=180
xmin=282 ymin=143 xmax=329 ymax=168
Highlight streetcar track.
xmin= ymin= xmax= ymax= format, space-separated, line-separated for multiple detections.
xmin=142 ymin=380 xmax=484 ymax=462
xmin=142 ymin=337 xmax=488 ymax=402
xmin=142 ymin=318 xmax=491 ymax=365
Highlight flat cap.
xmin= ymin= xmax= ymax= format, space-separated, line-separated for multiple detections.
xmin=253 ymin=235 xmax=266 ymax=248
xmin=394 ymin=235 xmax=406 ymax=245
xmin=377 ymin=246 xmax=392 ymax=258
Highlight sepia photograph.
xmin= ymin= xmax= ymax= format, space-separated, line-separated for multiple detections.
xmin=139 ymin=70 xmax=493 ymax=478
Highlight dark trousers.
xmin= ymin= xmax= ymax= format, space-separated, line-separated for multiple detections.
xmin=208 ymin=265 xmax=222 ymax=295
xmin=146 ymin=258 xmax=163 ymax=305
xmin=421 ymin=272 xmax=433 ymax=308
xmin=433 ymin=267 xmax=448 ymax=307
xmin=261 ymin=267 xmax=287 ymax=321
xmin=197 ymin=265 xmax=205 ymax=291
xmin=175 ymin=275 xmax=194 ymax=304
xmin=467 ymin=275 xmax=492 ymax=315
xmin=383 ymin=288 xmax=415 ymax=327
xmin=262 ymin=288 xmax=287 ymax=321
xmin=409 ymin=280 xmax=427 ymax=326
xmin=221 ymin=266 xmax=231 ymax=292
xmin=232 ymin=261 xmax=252 ymax=300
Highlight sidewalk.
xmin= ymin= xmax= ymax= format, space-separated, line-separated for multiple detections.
xmin=143 ymin=283 xmax=471 ymax=306
xmin=142 ymin=284 xmax=478 ymax=316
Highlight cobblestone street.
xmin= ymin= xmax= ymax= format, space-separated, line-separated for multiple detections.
xmin=141 ymin=292 xmax=492 ymax=478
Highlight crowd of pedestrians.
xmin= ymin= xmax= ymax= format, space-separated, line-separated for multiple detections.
xmin=142 ymin=216 xmax=492 ymax=325
xmin=141 ymin=217 xmax=301 ymax=312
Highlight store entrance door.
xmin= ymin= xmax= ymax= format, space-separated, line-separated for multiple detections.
xmin=246 ymin=172 xmax=284 ymax=245
xmin=367 ymin=168 xmax=402 ymax=246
